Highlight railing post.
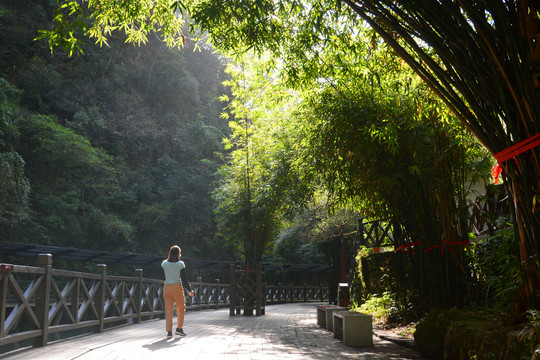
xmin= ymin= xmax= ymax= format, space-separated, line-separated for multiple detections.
xmin=0 ymin=264 xmax=10 ymax=339
xmin=320 ymin=283 xmax=324 ymax=302
xmin=134 ymin=269 xmax=143 ymax=324
xmin=229 ymin=265 xmax=235 ymax=316
xmin=94 ymin=264 xmax=106 ymax=333
xmin=289 ymin=283 xmax=294 ymax=303
xmin=255 ymin=264 xmax=262 ymax=316
xmin=159 ymin=279 xmax=166 ymax=319
xmin=215 ymin=279 xmax=220 ymax=309
xmin=359 ymin=218 xmax=366 ymax=246
xmin=303 ymin=283 xmax=307 ymax=302
xmin=33 ymin=254 xmax=52 ymax=347
xmin=375 ymin=220 xmax=380 ymax=246
xmin=196 ymin=276 xmax=202 ymax=311
xmin=118 ymin=278 xmax=124 ymax=319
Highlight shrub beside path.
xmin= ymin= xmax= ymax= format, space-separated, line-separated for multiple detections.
xmin=1 ymin=302 xmax=422 ymax=360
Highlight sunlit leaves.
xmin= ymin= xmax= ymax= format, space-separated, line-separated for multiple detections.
xmin=36 ymin=1 xmax=88 ymax=55
xmin=38 ymin=0 xmax=187 ymax=55
xmin=213 ymin=54 xmax=312 ymax=265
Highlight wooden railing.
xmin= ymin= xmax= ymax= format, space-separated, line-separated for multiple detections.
xmin=266 ymin=284 xmax=328 ymax=304
xmin=358 ymin=218 xmax=394 ymax=248
xmin=0 ymin=254 xmax=164 ymax=348
xmin=229 ymin=265 xmax=266 ymax=316
xmin=0 ymin=255 xmax=328 ymax=350
xmin=186 ymin=277 xmax=230 ymax=311
xmin=468 ymin=185 xmax=510 ymax=237
xmin=227 ymin=265 xmax=328 ymax=316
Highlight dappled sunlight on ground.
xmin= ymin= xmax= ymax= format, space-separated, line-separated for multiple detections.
xmin=2 ymin=303 xmax=422 ymax=360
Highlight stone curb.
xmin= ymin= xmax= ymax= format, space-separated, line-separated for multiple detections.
xmin=373 ymin=325 xmax=418 ymax=352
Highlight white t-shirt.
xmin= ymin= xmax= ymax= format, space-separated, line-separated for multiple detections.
xmin=161 ymin=260 xmax=186 ymax=284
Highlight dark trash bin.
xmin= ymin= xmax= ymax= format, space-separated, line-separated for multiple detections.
xmin=337 ymin=282 xmax=350 ymax=308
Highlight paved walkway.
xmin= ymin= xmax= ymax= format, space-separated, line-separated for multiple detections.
xmin=1 ymin=303 xmax=423 ymax=360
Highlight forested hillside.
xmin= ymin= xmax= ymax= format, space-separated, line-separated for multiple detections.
xmin=0 ymin=0 xmax=235 ymax=260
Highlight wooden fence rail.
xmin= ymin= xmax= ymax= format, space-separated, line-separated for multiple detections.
xmin=266 ymin=284 xmax=328 ymax=304
xmin=0 ymin=255 xmax=328 ymax=349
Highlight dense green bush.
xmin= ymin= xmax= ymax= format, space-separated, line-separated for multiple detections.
xmin=356 ymin=291 xmax=397 ymax=319
xmin=414 ymin=308 xmax=478 ymax=359
xmin=415 ymin=307 xmax=539 ymax=360
xmin=472 ymin=225 xmax=522 ymax=310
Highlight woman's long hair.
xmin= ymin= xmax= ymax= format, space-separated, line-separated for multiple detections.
xmin=166 ymin=245 xmax=181 ymax=263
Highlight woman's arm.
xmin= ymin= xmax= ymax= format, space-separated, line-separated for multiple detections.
xmin=180 ymin=268 xmax=192 ymax=292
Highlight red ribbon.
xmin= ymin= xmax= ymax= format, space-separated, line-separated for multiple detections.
xmin=491 ymin=163 xmax=503 ymax=184
xmin=424 ymin=239 xmax=470 ymax=257
xmin=491 ymin=133 xmax=540 ymax=184
xmin=395 ymin=241 xmax=422 ymax=254
xmin=396 ymin=240 xmax=469 ymax=257
xmin=424 ymin=244 xmax=444 ymax=257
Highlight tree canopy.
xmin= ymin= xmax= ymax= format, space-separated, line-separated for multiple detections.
xmin=0 ymin=1 xmax=235 ymax=265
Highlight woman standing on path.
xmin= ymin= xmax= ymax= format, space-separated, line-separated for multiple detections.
xmin=162 ymin=245 xmax=195 ymax=339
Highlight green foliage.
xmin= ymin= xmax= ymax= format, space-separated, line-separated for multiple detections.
xmin=340 ymin=1 xmax=540 ymax=310
xmin=298 ymin=72 xmax=486 ymax=216
xmin=37 ymin=0 xmax=186 ymax=55
xmin=472 ymin=225 xmax=522 ymax=309
xmin=414 ymin=308 xmax=478 ymax=359
xmin=86 ymin=208 xmax=134 ymax=251
xmin=0 ymin=78 xmax=21 ymax=150
xmin=210 ymin=32 xmax=489 ymax=311
xmin=294 ymin=51 xmax=489 ymax=308
xmin=265 ymin=228 xmax=325 ymax=265
xmin=0 ymin=78 xmax=30 ymax=235
xmin=213 ymin=58 xmax=314 ymax=266
xmin=0 ymin=2 xmax=232 ymax=260
xmin=527 ymin=310 xmax=540 ymax=327
xmin=67 ymin=106 xmax=106 ymax=139
xmin=19 ymin=114 xmax=114 ymax=174
xmin=37 ymin=0 xmax=540 ymax=292
xmin=14 ymin=114 xmax=127 ymax=248
xmin=6 ymin=2 xmax=534 ymax=320
xmin=355 ymin=291 xmax=397 ymax=319
xmin=418 ymin=308 xmax=539 ymax=360
xmin=0 ymin=152 xmax=30 ymax=226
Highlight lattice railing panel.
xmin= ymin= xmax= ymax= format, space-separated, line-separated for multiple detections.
xmin=1 ymin=258 xmax=326 ymax=349
xmin=0 ymin=268 xmax=42 ymax=338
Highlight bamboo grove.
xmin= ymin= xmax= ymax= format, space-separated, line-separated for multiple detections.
xmin=343 ymin=1 xmax=540 ymax=310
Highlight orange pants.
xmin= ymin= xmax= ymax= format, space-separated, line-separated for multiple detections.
xmin=163 ymin=284 xmax=186 ymax=332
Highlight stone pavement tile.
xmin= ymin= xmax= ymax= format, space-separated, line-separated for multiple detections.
xmin=1 ymin=302 xmax=423 ymax=360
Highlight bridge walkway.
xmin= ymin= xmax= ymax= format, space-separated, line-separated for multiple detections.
xmin=1 ymin=302 xmax=422 ymax=360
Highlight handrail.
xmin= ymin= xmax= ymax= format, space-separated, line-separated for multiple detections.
xmin=0 ymin=255 xmax=328 ymax=350
xmin=266 ymin=284 xmax=328 ymax=304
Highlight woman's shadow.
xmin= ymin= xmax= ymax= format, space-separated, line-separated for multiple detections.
xmin=143 ymin=337 xmax=182 ymax=351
